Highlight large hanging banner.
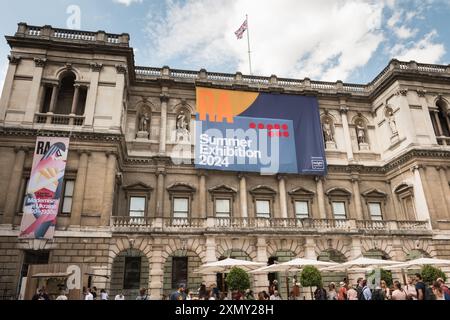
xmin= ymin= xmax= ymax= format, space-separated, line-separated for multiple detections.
xmin=19 ymin=137 xmax=70 ymax=239
xmin=195 ymin=87 xmax=326 ymax=175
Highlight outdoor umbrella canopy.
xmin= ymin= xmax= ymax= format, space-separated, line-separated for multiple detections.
xmin=195 ymin=258 xmax=265 ymax=274
xmin=382 ymin=257 xmax=450 ymax=270
xmin=251 ymin=258 xmax=338 ymax=273
xmin=320 ymin=256 xmax=403 ymax=271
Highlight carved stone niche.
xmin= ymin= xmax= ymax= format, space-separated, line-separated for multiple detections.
xmin=321 ymin=114 xmax=337 ymax=150
xmin=136 ymin=105 xmax=152 ymax=140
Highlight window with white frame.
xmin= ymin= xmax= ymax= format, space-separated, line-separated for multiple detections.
xmin=368 ymin=202 xmax=383 ymax=221
xmin=129 ymin=196 xmax=146 ymax=217
xmin=173 ymin=198 xmax=189 ymax=219
xmin=215 ymin=199 xmax=231 ymax=218
xmin=294 ymin=200 xmax=309 ymax=219
xmin=61 ymin=180 xmax=75 ymax=214
xmin=256 ymin=200 xmax=271 ymax=218
xmin=332 ymin=201 xmax=347 ymax=219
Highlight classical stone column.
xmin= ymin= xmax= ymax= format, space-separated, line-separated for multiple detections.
xmin=350 ymin=237 xmax=362 ymax=259
xmin=70 ymin=84 xmax=81 ymax=115
xmin=3 ymin=147 xmax=27 ymax=224
xmin=339 ymin=103 xmax=354 ymax=161
xmin=238 ymin=173 xmax=248 ymax=218
xmin=351 ymin=175 xmax=364 ymax=220
xmin=101 ymin=152 xmax=117 ymax=226
xmin=437 ymin=166 xmax=450 ymax=217
xmin=0 ymin=55 xmax=21 ymax=123
xmin=149 ymin=243 xmax=164 ymax=299
xmin=253 ymin=237 xmax=269 ymax=294
xmin=277 ymin=175 xmax=288 ymax=219
xmin=412 ymin=165 xmax=432 ymax=227
xmin=159 ymin=94 xmax=169 ymax=155
xmin=112 ymin=65 xmax=126 ymax=129
xmin=84 ymin=63 xmax=102 ymax=127
xmin=198 ymin=172 xmax=208 ymax=218
xmin=315 ymin=176 xmax=327 ymax=219
xmin=24 ymin=58 xmax=46 ymax=123
xmin=70 ymin=151 xmax=89 ymax=227
xmin=48 ymin=84 xmax=59 ymax=113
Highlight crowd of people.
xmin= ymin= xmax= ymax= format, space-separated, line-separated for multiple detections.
xmin=310 ymin=273 xmax=450 ymax=301
xmin=30 ymin=272 xmax=449 ymax=301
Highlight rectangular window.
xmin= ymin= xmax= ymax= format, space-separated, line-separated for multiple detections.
xmin=123 ymin=257 xmax=141 ymax=290
xmin=295 ymin=201 xmax=309 ymax=219
xmin=61 ymin=180 xmax=75 ymax=214
xmin=368 ymin=202 xmax=383 ymax=221
xmin=332 ymin=201 xmax=346 ymax=219
xmin=172 ymin=257 xmax=188 ymax=289
xmin=129 ymin=196 xmax=146 ymax=217
xmin=173 ymin=198 xmax=189 ymax=218
xmin=215 ymin=199 xmax=231 ymax=218
xmin=256 ymin=200 xmax=271 ymax=218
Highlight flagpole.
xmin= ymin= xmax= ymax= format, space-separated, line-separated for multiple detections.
xmin=246 ymin=14 xmax=253 ymax=75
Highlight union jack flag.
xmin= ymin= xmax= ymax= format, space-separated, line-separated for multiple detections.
xmin=234 ymin=19 xmax=248 ymax=39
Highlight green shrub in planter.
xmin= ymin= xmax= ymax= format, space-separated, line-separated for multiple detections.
xmin=225 ymin=267 xmax=251 ymax=292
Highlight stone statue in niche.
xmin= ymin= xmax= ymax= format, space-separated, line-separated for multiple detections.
xmin=136 ymin=111 xmax=150 ymax=139
xmin=386 ymin=109 xmax=398 ymax=135
xmin=322 ymin=118 xmax=334 ymax=142
xmin=176 ymin=110 xmax=190 ymax=143
xmin=356 ymin=120 xmax=366 ymax=144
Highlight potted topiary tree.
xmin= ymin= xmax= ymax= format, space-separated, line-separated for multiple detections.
xmin=300 ymin=265 xmax=322 ymax=300
xmin=225 ymin=267 xmax=251 ymax=299
xmin=421 ymin=265 xmax=447 ymax=285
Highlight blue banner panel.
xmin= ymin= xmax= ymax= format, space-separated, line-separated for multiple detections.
xmin=195 ymin=87 xmax=326 ymax=175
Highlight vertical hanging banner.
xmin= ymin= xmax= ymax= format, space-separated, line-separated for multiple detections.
xmin=19 ymin=137 xmax=70 ymax=239
xmin=195 ymin=87 xmax=327 ymax=175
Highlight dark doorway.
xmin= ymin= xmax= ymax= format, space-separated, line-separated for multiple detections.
xmin=123 ymin=257 xmax=142 ymax=290
xmin=267 ymin=256 xmax=278 ymax=288
xmin=172 ymin=257 xmax=188 ymax=289
xmin=17 ymin=250 xmax=50 ymax=299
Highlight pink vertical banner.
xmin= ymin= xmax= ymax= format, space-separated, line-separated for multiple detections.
xmin=19 ymin=137 xmax=70 ymax=239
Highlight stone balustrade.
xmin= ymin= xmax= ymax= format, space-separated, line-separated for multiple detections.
xmin=34 ymin=113 xmax=84 ymax=126
xmin=15 ymin=22 xmax=129 ymax=46
xmin=110 ymin=216 xmax=430 ymax=234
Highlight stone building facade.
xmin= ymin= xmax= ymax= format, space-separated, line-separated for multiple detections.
xmin=0 ymin=23 xmax=450 ymax=299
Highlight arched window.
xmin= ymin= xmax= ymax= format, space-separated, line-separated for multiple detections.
xmin=430 ymin=99 xmax=450 ymax=145
xmin=55 ymin=73 xmax=76 ymax=115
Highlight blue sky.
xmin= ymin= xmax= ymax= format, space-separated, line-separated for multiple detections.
xmin=0 ymin=0 xmax=449 ymax=89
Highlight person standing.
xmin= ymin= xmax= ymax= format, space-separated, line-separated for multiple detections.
xmin=346 ymin=284 xmax=358 ymax=300
xmin=362 ymin=280 xmax=372 ymax=300
xmin=337 ymin=282 xmax=347 ymax=300
xmin=327 ymin=282 xmax=337 ymax=300
xmin=100 ymin=289 xmax=109 ymax=300
xmin=415 ymin=273 xmax=426 ymax=300
xmin=114 ymin=292 xmax=125 ymax=300
xmin=136 ymin=288 xmax=150 ymax=300
xmin=170 ymin=284 xmax=186 ymax=300
xmin=432 ymin=282 xmax=445 ymax=300
xmin=56 ymin=290 xmax=68 ymax=300
xmin=85 ymin=288 xmax=94 ymax=300
xmin=404 ymin=277 xmax=417 ymax=300
xmin=380 ymin=280 xmax=390 ymax=300
xmin=391 ymin=281 xmax=407 ymax=300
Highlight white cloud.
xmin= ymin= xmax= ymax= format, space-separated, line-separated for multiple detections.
xmin=113 ymin=0 xmax=142 ymax=6
xmin=144 ymin=0 xmax=384 ymax=81
xmin=394 ymin=25 xmax=418 ymax=39
xmin=390 ymin=30 xmax=445 ymax=63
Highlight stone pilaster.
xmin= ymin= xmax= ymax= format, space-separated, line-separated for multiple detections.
xmin=412 ymin=165 xmax=431 ymax=227
xmin=304 ymin=237 xmax=317 ymax=259
xmin=253 ymin=237 xmax=268 ymax=294
xmin=277 ymin=175 xmax=288 ymax=219
xmin=436 ymin=166 xmax=450 ymax=217
xmin=159 ymin=94 xmax=169 ymax=155
xmin=111 ymin=65 xmax=126 ymax=129
xmin=202 ymin=236 xmax=217 ymax=285
xmin=238 ymin=173 xmax=248 ymax=218
xmin=351 ymin=175 xmax=364 ymax=220
xmin=70 ymin=151 xmax=90 ymax=227
xmin=315 ymin=176 xmax=327 ymax=219
xmin=339 ymin=102 xmax=354 ymax=161
xmin=0 ymin=55 xmax=21 ymax=123
xmin=149 ymin=243 xmax=164 ymax=299
xmin=155 ymin=169 xmax=166 ymax=219
xmin=3 ymin=147 xmax=27 ymax=224
xmin=100 ymin=152 xmax=117 ymax=226
xmin=198 ymin=172 xmax=207 ymax=218
xmin=84 ymin=63 xmax=103 ymax=127
xmin=23 ymin=58 xmax=46 ymax=123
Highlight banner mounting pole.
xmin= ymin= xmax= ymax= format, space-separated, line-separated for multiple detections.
xmin=246 ymin=14 xmax=253 ymax=75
